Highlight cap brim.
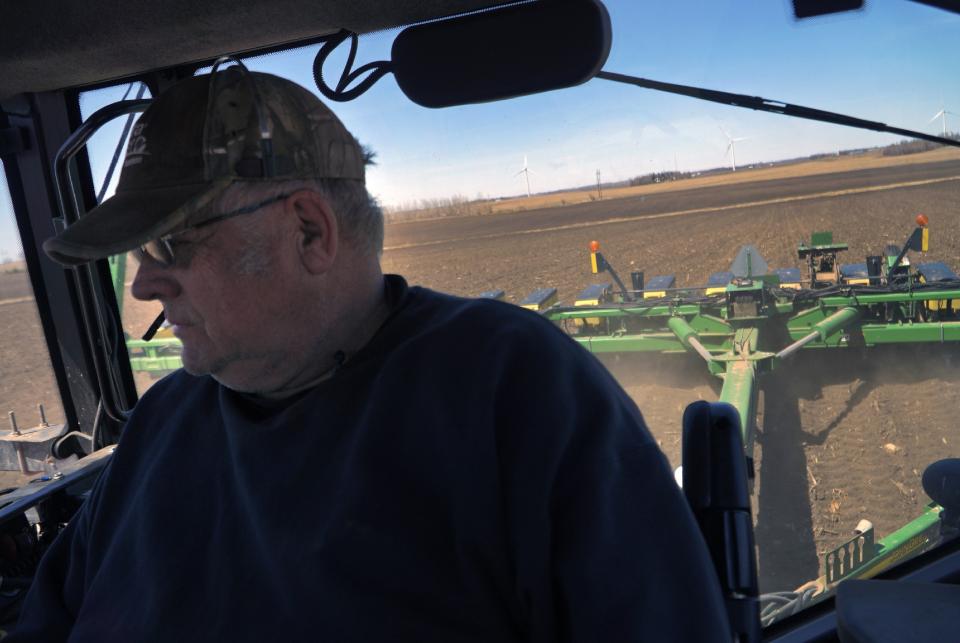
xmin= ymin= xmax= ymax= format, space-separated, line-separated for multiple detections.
xmin=43 ymin=182 xmax=227 ymax=266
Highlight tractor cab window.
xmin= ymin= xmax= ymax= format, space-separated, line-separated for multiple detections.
xmin=0 ymin=165 xmax=66 ymax=480
xmin=72 ymin=0 xmax=960 ymax=628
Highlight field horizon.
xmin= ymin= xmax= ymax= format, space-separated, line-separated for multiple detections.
xmin=385 ymin=146 xmax=960 ymax=223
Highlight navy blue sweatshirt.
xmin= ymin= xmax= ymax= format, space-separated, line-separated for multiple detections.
xmin=11 ymin=276 xmax=729 ymax=641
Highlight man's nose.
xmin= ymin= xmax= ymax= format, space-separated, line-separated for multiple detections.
xmin=131 ymin=256 xmax=182 ymax=301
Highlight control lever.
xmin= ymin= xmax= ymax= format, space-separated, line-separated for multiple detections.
xmin=682 ymin=401 xmax=761 ymax=643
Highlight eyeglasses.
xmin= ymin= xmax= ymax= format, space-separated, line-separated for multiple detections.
xmin=135 ymin=192 xmax=290 ymax=266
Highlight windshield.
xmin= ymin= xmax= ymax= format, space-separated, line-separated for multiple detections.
xmin=70 ymin=0 xmax=960 ymax=628
xmin=0 ymin=165 xmax=67 ymax=481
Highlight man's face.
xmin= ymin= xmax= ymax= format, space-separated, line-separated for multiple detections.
xmin=131 ymin=201 xmax=306 ymax=390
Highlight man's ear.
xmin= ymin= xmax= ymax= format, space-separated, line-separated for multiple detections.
xmin=287 ymin=190 xmax=339 ymax=274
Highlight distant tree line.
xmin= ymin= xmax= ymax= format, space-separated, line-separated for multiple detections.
xmin=384 ymin=195 xmax=494 ymax=222
xmin=881 ymin=132 xmax=959 ymax=157
xmin=627 ymin=170 xmax=696 ymax=187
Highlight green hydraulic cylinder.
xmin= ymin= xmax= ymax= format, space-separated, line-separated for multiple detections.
xmin=667 ymin=316 xmax=714 ymax=363
xmin=719 ymin=360 xmax=758 ymax=457
xmin=778 ymin=306 xmax=861 ymax=360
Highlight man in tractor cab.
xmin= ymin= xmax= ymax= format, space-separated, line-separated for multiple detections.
xmin=10 ymin=67 xmax=729 ymax=641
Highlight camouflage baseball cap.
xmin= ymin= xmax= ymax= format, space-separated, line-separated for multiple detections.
xmin=44 ymin=66 xmax=366 ymax=265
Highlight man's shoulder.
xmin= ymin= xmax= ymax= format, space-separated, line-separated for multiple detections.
xmin=127 ymin=370 xmax=219 ymax=433
xmin=403 ymin=283 xmax=568 ymax=342
xmin=392 ymin=282 xmax=606 ymax=381
xmin=137 ymin=369 xmax=213 ymax=404
xmin=100 ymin=371 xmax=219 ymax=481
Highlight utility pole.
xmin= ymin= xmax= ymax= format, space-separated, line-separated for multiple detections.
xmin=596 ymin=169 xmax=603 ymax=200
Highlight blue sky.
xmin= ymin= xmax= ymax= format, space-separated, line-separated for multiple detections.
xmin=2 ymin=0 xmax=959 ymax=259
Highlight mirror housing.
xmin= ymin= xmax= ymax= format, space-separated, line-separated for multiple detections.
xmin=391 ymin=0 xmax=612 ymax=108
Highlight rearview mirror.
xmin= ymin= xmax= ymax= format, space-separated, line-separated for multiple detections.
xmin=391 ymin=0 xmax=612 ymax=108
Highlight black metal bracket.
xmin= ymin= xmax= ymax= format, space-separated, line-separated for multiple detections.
xmin=888 ymin=227 xmax=923 ymax=283
xmin=0 ymin=126 xmax=28 ymax=156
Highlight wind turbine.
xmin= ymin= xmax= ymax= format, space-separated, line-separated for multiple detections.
xmin=719 ymin=125 xmax=749 ymax=172
xmin=515 ymin=155 xmax=534 ymax=197
xmin=929 ymin=104 xmax=957 ymax=137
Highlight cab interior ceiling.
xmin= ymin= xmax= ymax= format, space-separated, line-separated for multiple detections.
xmin=4 ymin=0 xmax=960 ymax=103
xmin=0 ymin=0 xmax=510 ymax=102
